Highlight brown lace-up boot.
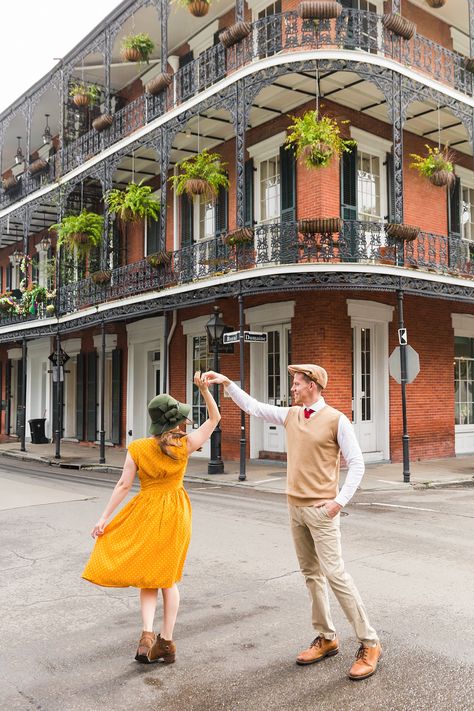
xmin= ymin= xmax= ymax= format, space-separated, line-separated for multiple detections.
xmin=296 ymin=636 xmax=339 ymax=665
xmin=149 ymin=633 xmax=176 ymax=664
xmin=135 ymin=631 xmax=157 ymax=663
xmin=348 ymin=642 xmax=382 ymax=680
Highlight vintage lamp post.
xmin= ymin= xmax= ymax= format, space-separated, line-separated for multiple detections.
xmin=205 ymin=306 xmax=226 ymax=474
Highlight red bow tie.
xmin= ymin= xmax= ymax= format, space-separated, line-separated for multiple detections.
xmin=304 ymin=408 xmax=314 ymax=419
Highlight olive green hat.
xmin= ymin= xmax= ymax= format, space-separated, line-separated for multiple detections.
xmin=148 ymin=394 xmax=191 ymax=436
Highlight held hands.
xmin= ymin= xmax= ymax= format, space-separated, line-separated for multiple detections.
xmin=91 ymin=517 xmax=107 ymax=539
xmin=314 ymin=500 xmax=342 ymax=519
xmin=194 ymin=370 xmax=209 ymax=392
xmin=201 ymin=370 xmax=230 ymax=387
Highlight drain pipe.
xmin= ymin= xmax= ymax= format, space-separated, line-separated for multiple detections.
xmin=164 ymin=309 xmax=177 ymax=392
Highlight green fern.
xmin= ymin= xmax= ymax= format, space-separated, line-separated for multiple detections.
xmin=105 ymin=181 xmax=161 ymax=223
xmin=169 ymin=149 xmax=229 ymax=199
xmin=285 ymin=110 xmax=356 ymax=169
xmin=50 ymin=210 xmax=104 ymax=258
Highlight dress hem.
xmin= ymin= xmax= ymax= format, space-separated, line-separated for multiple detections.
xmin=81 ymin=574 xmax=182 ymax=589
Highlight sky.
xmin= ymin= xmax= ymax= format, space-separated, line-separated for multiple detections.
xmin=0 ymin=0 xmax=123 ymax=114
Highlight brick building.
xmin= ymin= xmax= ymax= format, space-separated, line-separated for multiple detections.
xmin=0 ymin=0 xmax=473 ymax=464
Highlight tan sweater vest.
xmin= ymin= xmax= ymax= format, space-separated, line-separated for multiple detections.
xmin=284 ymin=405 xmax=342 ymax=506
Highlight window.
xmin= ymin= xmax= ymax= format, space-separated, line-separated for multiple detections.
xmin=454 ymin=337 xmax=474 ymax=425
xmin=192 ymin=336 xmax=214 ymax=427
xmin=197 ymin=195 xmax=215 ymax=240
xmin=357 ymin=151 xmax=382 ymax=222
xmin=462 ymin=186 xmax=474 ymax=242
xmin=259 ymin=156 xmax=280 ymax=224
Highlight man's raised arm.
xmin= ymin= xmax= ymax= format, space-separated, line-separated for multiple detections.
xmin=202 ymin=371 xmax=289 ymax=425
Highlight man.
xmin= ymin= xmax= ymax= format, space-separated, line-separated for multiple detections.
xmin=203 ymin=364 xmax=381 ymax=680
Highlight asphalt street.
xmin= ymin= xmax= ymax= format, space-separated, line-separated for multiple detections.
xmin=1 ymin=460 xmax=473 ymax=711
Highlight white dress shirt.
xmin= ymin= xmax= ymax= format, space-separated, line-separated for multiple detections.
xmin=225 ymin=382 xmax=365 ymax=506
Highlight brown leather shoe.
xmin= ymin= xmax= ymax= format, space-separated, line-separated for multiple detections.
xmin=149 ymin=633 xmax=176 ymax=664
xmin=348 ymin=642 xmax=382 ymax=680
xmin=296 ymin=636 xmax=339 ymax=666
xmin=135 ymin=631 xmax=157 ymax=663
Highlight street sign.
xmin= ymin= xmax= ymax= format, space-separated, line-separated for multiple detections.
xmin=223 ymin=330 xmax=268 ymax=344
xmin=48 ymin=348 xmax=70 ymax=366
xmin=398 ymin=328 xmax=408 ymax=346
xmin=389 ymin=345 xmax=420 ymax=384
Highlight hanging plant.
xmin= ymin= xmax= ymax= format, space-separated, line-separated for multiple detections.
xmin=298 ymin=217 xmax=341 ymax=234
xmin=49 ymin=210 xmax=104 ymax=258
xmin=69 ymin=82 xmax=100 ymax=107
xmin=28 ymin=158 xmax=49 ymax=176
xmin=91 ymin=269 xmax=112 ymax=285
xmin=145 ymin=72 xmax=173 ymax=96
xmin=121 ymin=33 xmax=155 ymax=63
xmin=219 ymin=22 xmax=252 ymax=49
xmin=0 ymin=293 xmax=18 ymax=315
xmin=2 ymin=175 xmax=19 ymax=192
xmin=409 ymin=145 xmax=455 ymax=188
xmin=104 ymin=180 xmax=161 ymax=223
xmin=173 ymin=0 xmax=210 ymax=18
xmin=20 ymin=284 xmax=51 ymax=315
xmin=169 ymin=149 xmax=229 ymax=200
xmin=285 ymin=110 xmax=356 ymax=169
xmin=425 ymin=0 xmax=445 ymax=7
xmin=298 ymin=1 xmax=342 ymax=20
xmin=386 ymin=223 xmax=420 ymax=241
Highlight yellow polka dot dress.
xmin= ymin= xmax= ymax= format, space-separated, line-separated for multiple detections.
xmin=82 ymin=437 xmax=192 ymax=589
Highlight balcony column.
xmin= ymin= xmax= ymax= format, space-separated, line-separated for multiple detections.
xmin=102 ymin=167 xmax=112 ymax=270
xmin=469 ymin=0 xmax=474 ymax=58
xmin=59 ymin=67 xmax=68 ymax=176
xmin=391 ymin=74 xmax=404 ymax=226
xmin=236 ymin=0 xmax=244 ymax=23
xmin=25 ymin=98 xmax=32 ymax=185
xmin=159 ymin=130 xmax=171 ymax=250
xmin=160 ymin=0 xmax=169 ymax=70
xmin=104 ymin=28 xmax=112 ymax=116
xmin=235 ymin=80 xmax=247 ymax=228
xmin=23 ymin=204 xmax=33 ymax=286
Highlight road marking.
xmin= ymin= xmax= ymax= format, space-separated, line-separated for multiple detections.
xmin=251 ymin=477 xmax=284 ymax=485
xmin=191 ymin=485 xmax=223 ymax=490
xmin=376 ymin=479 xmax=409 ymax=485
xmin=356 ymin=502 xmax=438 ymax=512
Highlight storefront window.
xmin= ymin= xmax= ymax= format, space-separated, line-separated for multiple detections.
xmin=454 ymin=336 xmax=474 ymax=425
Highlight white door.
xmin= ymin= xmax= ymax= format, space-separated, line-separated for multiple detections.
xmin=263 ymin=324 xmax=291 ymax=453
xmin=352 ymin=325 xmax=377 ymax=453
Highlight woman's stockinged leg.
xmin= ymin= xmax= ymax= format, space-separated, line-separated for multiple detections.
xmin=140 ymin=588 xmax=158 ymax=632
xmin=161 ymin=584 xmax=180 ymax=640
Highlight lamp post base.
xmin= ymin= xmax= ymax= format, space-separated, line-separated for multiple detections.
xmin=207 ymin=460 xmax=225 ymax=475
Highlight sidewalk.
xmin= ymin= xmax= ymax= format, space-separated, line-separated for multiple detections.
xmin=0 ymin=438 xmax=473 ymax=494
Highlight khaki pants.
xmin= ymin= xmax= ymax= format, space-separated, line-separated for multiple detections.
xmin=289 ymin=503 xmax=379 ymax=646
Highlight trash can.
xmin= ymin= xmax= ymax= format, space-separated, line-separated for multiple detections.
xmin=28 ymin=418 xmax=49 ymax=444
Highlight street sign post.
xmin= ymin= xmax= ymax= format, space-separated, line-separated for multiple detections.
xmin=389 ymin=345 xmax=420 ymax=384
xmin=223 ymin=330 xmax=268 ymax=344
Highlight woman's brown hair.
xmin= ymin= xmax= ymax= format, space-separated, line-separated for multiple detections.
xmin=156 ymin=430 xmax=186 ymax=459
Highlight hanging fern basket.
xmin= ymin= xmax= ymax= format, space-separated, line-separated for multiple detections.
xmin=298 ymin=1 xmax=342 ymax=20
xmin=185 ymin=178 xmax=212 ymax=197
xmin=382 ymin=14 xmax=416 ymax=40
xmin=187 ymin=0 xmax=210 ymax=18
xmin=122 ymin=46 xmax=143 ymax=62
xmin=425 ymin=0 xmax=445 ymax=7
xmin=429 ymin=169 xmax=455 ymax=187
xmin=72 ymin=93 xmax=90 ymax=107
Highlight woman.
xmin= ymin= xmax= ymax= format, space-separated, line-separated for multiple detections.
xmin=82 ymin=371 xmax=219 ymax=664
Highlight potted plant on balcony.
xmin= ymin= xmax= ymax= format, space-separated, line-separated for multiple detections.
xmin=105 ymin=180 xmax=161 ymax=223
xmin=2 ymin=175 xmax=19 ymax=192
xmin=285 ymin=110 xmax=356 ymax=169
xmin=69 ymin=82 xmax=101 ymax=107
xmin=121 ymin=33 xmax=155 ymax=63
xmin=21 ymin=284 xmax=49 ymax=315
xmin=92 ymin=113 xmax=114 ymax=133
xmin=28 ymin=158 xmax=49 ymax=176
xmin=90 ymin=269 xmax=112 ymax=285
xmin=223 ymin=227 xmax=254 ymax=247
xmin=409 ymin=145 xmax=455 ymax=188
xmin=386 ymin=223 xmax=420 ymax=241
xmin=169 ymin=149 xmax=229 ymax=199
xmin=382 ymin=13 xmax=416 ymax=40
xmin=425 ymin=0 xmax=445 ymax=7
xmin=219 ymin=21 xmax=252 ymax=49
xmin=173 ymin=0 xmax=211 ymax=18
xmin=50 ymin=210 xmax=104 ymax=257
xmin=298 ymin=1 xmax=342 ymax=20
xmin=146 ymin=250 xmax=172 ymax=268
xmin=0 ymin=293 xmax=17 ymax=316
xmin=298 ymin=217 xmax=341 ymax=233
xmin=145 ymin=71 xmax=174 ymax=96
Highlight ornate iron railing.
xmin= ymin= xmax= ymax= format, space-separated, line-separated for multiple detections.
xmin=2 ymin=8 xmax=473 ymax=209
xmin=43 ymin=220 xmax=473 ymax=318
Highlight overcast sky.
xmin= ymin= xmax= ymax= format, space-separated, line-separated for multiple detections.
xmin=0 ymin=1 xmax=123 ymax=114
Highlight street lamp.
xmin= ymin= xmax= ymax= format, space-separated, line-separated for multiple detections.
xmin=205 ymin=306 xmax=226 ymax=474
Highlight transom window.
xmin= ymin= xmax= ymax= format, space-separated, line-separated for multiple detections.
xmin=454 ymin=336 xmax=474 ymax=425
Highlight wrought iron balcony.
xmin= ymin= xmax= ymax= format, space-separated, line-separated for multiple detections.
xmin=45 ymin=220 xmax=473 ymax=318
